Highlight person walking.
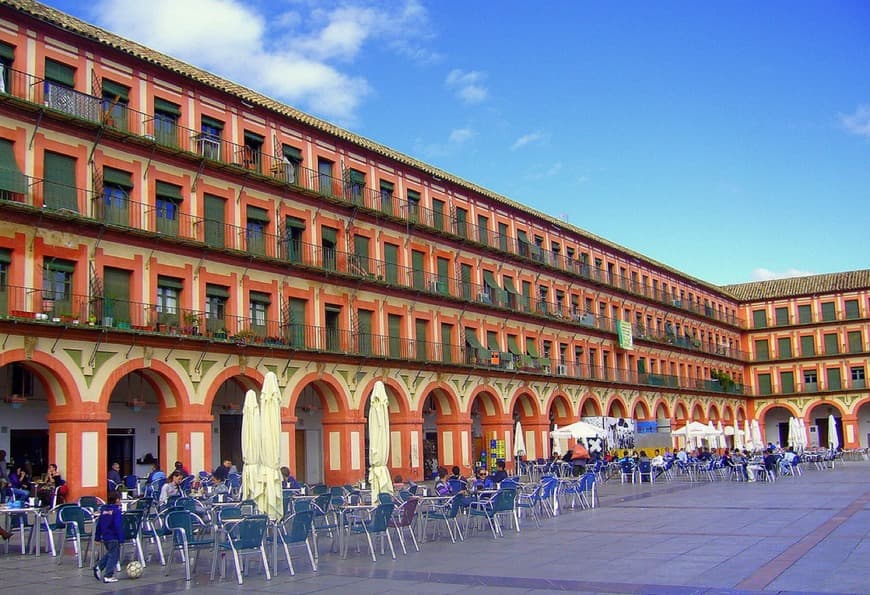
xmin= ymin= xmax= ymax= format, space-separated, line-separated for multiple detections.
xmin=93 ymin=492 xmax=123 ymax=583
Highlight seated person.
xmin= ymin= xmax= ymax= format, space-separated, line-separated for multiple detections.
xmin=146 ymin=463 xmax=165 ymax=484
xmin=173 ymin=461 xmax=189 ymax=477
xmin=9 ymin=467 xmax=31 ymax=501
xmin=107 ymin=462 xmax=122 ymax=487
xmin=392 ymin=474 xmax=406 ymax=492
xmin=158 ymin=470 xmax=185 ymax=506
xmin=208 ymin=475 xmax=229 ymax=499
xmin=470 ymin=467 xmax=488 ymax=491
xmin=651 ymin=450 xmax=666 ymax=478
xmin=212 ymin=459 xmax=232 ymax=482
xmin=433 ymin=466 xmax=451 ymax=496
xmin=448 ymin=465 xmax=467 ymax=490
xmin=491 ymin=460 xmax=508 ymax=484
xmin=280 ymin=466 xmax=300 ymax=489
xmin=38 ymin=463 xmax=67 ymax=506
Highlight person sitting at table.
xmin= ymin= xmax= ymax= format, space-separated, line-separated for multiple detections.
xmin=158 ymin=470 xmax=184 ymax=506
xmin=107 ymin=462 xmax=122 ymax=488
xmin=732 ymin=449 xmax=749 ymax=481
xmin=763 ymin=449 xmax=779 ymax=480
xmin=212 ymin=459 xmax=232 ymax=482
xmin=392 ymin=474 xmax=406 ymax=491
xmin=491 ymin=460 xmax=509 ymax=485
xmin=470 ymin=467 xmax=488 ymax=491
xmin=434 ymin=466 xmax=451 ymax=496
xmin=651 ymin=450 xmax=666 ymax=479
xmin=146 ymin=462 xmax=164 ymax=484
xmin=173 ymin=460 xmax=189 ymax=477
xmin=448 ymin=466 xmax=467 ymax=490
xmin=280 ymin=466 xmax=301 ymax=489
xmin=0 ymin=450 xmax=9 ymax=502
xmin=9 ymin=466 xmax=31 ymax=501
xmin=208 ymin=475 xmax=229 ymax=499
xmin=38 ymin=463 xmax=67 ymax=506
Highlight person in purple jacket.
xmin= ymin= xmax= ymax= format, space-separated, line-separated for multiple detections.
xmin=93 ymin=491 xmax=123 ymax=583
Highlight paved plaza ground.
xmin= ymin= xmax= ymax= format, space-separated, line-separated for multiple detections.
xmin=1 ymin=460 xmax=868 ymax=594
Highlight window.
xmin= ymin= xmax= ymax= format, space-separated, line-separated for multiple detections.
xmin=321 ymin=226 xmax=338 ymax=271
xmin=798 ymin=304 xmax=812 ymax=324
xmin=101 ymin=80 xmax=129 ymax=131
xmin=777 ymin=337 xmax=792 ymax=359
xmin=246 ymin=206 xmax=269 ymax=255
xmin=0 ymin=42 xmax=14 ymax=92
xmin=516 ymin=230 xmax=530 ymax=257
xmin=754 ymin=339 xmax=769 ymax=361
xmin=823 ymin=333 xmax=839 ymax=355
xmin=774 ymin=307 xmax=789 ymax=326
xmin=0 ymin=249 xmax=9 ymax=316
xmin=198 ymin=116 xmax=223 ymax=160
xmin=497 ymin=222 xmax=508 ymax=251
xmin=203 ymin=194 xmax=226 ymax=248
xmin=387 ymin=313 xmax=402 ymax=358
xmin=803 ymin=369 xmax=818 ymax=388
xmin=155 ymin=276 xmax=181 ymax=327
xmin=757 ymin=373 xmax=772 ymax=395
xmin=800 ymin=335 xmax=815 ymax=356
xmin=101 ymin=167 xmax=132 ymax=226
xmin=521 ymin=280 xmax=532 ymax=312
xmin=460 ymin=263 xmax=472 ymax=300
xmin=45 ymin=59 xmax=97 ymax=120
xmin=847 ymin=330 xmax=863 ymax=353
xmin=379 ymin=180 xmax=394 ymax=215
xmin=249 ymin=291 xmax=270 ymax=336
xmin=406 ymin=189 xmax=420 ymax=221
xmin=415 ymin=318 xmax=429 ymax=360
xmin=352 ymin=235 xmax=370 ymax=275
xmin=383 ymin=243 xmax=399 ymax=285
xmin=440 ymin=323 xmax=453 ymax=363
xmin=436 ymin=257 xmax=450 ymax=294
xmin=780 ymin=371 xmax=795 ymax=393
xmin=411 ymin=250 xmax=425 ymax=290
xmin=205 ymin=284 xmax=228 ymax=333
xmin=324 ymin=306 xmax=341 ymax=352
xmin=752 ymin=309 xmax=767 ymax=328
xmin=155 ymin=181 xmax=182 ymax=236
xmin=153 ymin=98 xmax=180 ymax=147
xmin=43 ymin=151 xmax=77 ymax=211
xmin=454 ymin=206 xmax=468 ymax=238
xmin=42 ymin=259 xmax=74 ymax=314
xmin=346 ymin=168 xmax=365 ymax=204
xmin=242 ymin=131 xmax=263 ymax=172
xmin=476 ymin=214 xmax=488 ymax=245
xmin=432 ymin=199 xmax=445 ymax=231
xmin=0 ymin=138 xmax=26 ymax=200
xmin=852 ymin=366 xmax=866 ymax=388
xmin=287 ymin=298 xmax=306 ymax=346
xmin=820 ymin=301 xmax=836 ymax=321
xmin=537 ymin=285 xmax=549 ymax=314
xmin=280 ymin=145 xmax=301 ymax=184
xmin=103 ymin=267 xmax=131 ymax=324
xmin=826 ymin=367 xmax=842 ymax=390
xmin=317 ymin=158 xmax=334 ymax=195
xmin=844 ymin=299 xmax=860 ymax=319
xmin=283 ymin=216 xmax=304 ymax=262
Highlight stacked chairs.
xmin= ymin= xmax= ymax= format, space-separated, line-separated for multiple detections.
xmin=276 ymin=507 xmax=317 ymax=575
xmin=164 ymin=509 xmax=213 ymax=581
xmin=211 ymin=514 xmax=271 ymax=585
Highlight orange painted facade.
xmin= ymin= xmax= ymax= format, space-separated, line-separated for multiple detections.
xmin=0 ymin=2 xmax=865 ymax=502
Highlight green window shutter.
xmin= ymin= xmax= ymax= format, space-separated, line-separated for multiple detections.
xmin=285 ymin=216 xmax=305 ymax=230
xmin=103 ymin=167 xmax=133 ymax=189
xmin=0 ymin=42 xmax=14 ymax=61
xmin=507 ymin=335 xmax=522 ymax=356
xmin=45 ymin=59 xmax=75 ymax=86
xmin=775 ymin=307 xmax=789 ymax=325
xmin=486 ymin=331 xmax=499 ymax=351
xmin=383 ymin=243 xmax=398 ymax=285
xmin=637 ymin=358 xmax=646 ymax=374
xmin=349 ymin=169 xmax=365 ymax=185
xmin=847 ymin=331 xmax=863 ymax=353
xmin=354 ymin=235 xmax=369 ymax=259
xmin=777 ymin=337 xmax=792 ymax=358
xmin=757 ymin=373 xmax=772 ymax=395
xmin=246 ymin=206 xmax=269 ymax=222
xmin=503 ymin=277 xmax=519 ymax=295
xmin=826 ymin=368 xmax=841 ymax=390
xmin=752 ymin=309 xmax=767 ymax=328
xmin=154 ymin=97 xmax=181 ymax=116
xmin=432 ymin=199 xmax=444 ymax=230
xmin=321 ymin=226 xmax=337 ymax=245
xmin=411 ymin=250 xmax=425 ymax=290
xmin=798 ymin=305 xmax=812 ymax=324
xmin=455 ymin=207 xmax=467 ymax=237
xmin=357 ymin=310 xmax=372 ymax=333
xmin=101 ymin=80 xmax=129 ymax=102
xmin=206 ymin=284 xmax=229 ymax=298
xmin=844 ymin=300 xmax=860 ymax=319
xmin=0 ymin=138 xmax=27 ymax=194
xmin=45 ymin=259 xmax=75 ymax=273
xmin=823 ymin=333 xmax=839 ymax=355
xmin=525 ymin=338 xmax=539 ymax=358
xmin=201 ymin=116 xmax=224 ymax=130
xmin=460 ymin=263 xmax=472 ymax=299
xmin=464 ymin=328 xmax=484 ymax=350
xmin=436 ymin=257 xmax=449 ymax=294
xmin=203 ymin=194 xmax=225 ymax=248
xmin=780 ymin=371 xmax=795 ymax=393
xmin=415 ymin=319 xmax=428 ymax=360
xmin=250 ymin=291 xmax=271 ymax=305
xmin=800 ymin=335 xmax=815 ymax=356
xmin=155 ymin=181 xmax=183 ymax=200
xmin=157 ymin=275 xmax=183 ymax=290
xmin=407 ymin=189 xmax=420 ymax=202
xmin=282 ymin=145 xmax=302 ymax=162
xmin=43 ymin=151 xmax=77 ymax=211
xmin=440 ymin=322 xmax=453 ymax=363
xmin=754 ymin=339 xmax=769 ymax=361
xmin=103 ymin=267 xmax=131 ymax=323
xmin=0 ymin=249 xmax=11 ymax=264
xmin=244 ymin=131 xmax=263 ymax=145
xmin=821 ymin=302 xmax=836 ymax=321
xmin=288 ymin=298 xmax=306 ymax=346
xmin=388 ymin=313 xmax=402 ymax=357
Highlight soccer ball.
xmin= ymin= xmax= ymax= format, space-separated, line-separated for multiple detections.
xmin=126 ymin=560 xmax=144 ymax=579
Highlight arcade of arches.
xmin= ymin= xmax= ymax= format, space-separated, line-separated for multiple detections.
xmin=2 ymin=337 xmax=868 ymax=500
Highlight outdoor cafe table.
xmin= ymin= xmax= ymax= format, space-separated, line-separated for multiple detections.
xmin=0 ymin=504 xmax=47 ymax=556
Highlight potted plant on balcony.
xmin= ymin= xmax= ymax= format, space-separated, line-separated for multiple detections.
xmin=234 ymin=328 xmax=256 ymax=344
xmin=212 ymin=327 xmax=228 ymax=340
xmin=182 ymin=311 xmax=201 ymax=336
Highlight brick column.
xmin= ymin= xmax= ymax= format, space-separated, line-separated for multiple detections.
xmin=435 ymin=414 xmax=472 ymax=475
xmin=842 ymin=414 xmax=858 ymax=448
xmin=281 ymin=413 xmax=297 ymax=471
xmin=389 ymin=414 xmax=424 ymax=482
xmin=321 ymin=414 xmax=366 ymax=486
xmin=46 ymin=404 xmax=109 ymax=501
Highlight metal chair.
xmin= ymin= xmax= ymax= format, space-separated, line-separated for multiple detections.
xmin=424 ymin=495 xmax=464 ymax=543
xmin=165 ymin=509 xmax=213 ymax=581
xmin=211 ymin=514 xmax=271 ymax=585
xmin=118 ymin=510 xmax=146 ymax=566
xmin=57 ymin=505 xmax=95 ymax=568
xmin=515 ymin=484 xmax=542 ymax=527
xmin=345 ymin=502 xmax=395 ymax=562
xmin=276 ymin=508 xmax=317 ymax=575
xmin=388 ymin=496 xmax=420 ymax=554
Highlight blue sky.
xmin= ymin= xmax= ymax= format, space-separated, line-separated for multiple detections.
xmin=43 ymin=0 xmax=870 ymax=285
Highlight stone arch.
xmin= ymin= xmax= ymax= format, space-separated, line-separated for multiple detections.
xmin=652 ymin=399 xmax=671 ymax=420
xmin=707 ymin=403 xmax=720 ymax=421
xmin=606 ymin=397 xmax=627 ymax=418
xmin=579 ymin=393 xmax=602 ymax=417
xmin=97 ymin=358 xmax=188 ymax=411
xmin=286 ymin=372 xmax=351 ymax=415
xmin=691 ymin=402 xmax=705 ymax=421
xmin=633 ymin=399 xmax=651 ymax=420
xmin=417 ymin=381 xmax=461 ymax=418
xmin=203 ymin=366 xmax=264 ymax=412
xmin=674 ymin=400 xmax=689 ymax=420
xmin=547 ymin=392 xmax=574 ymax=424
xmin=0 ymin=348 xmax=80 ymax=408
xmin=357 ymin=377 xmax=411 ymax=415
xmin=508 ymin=389 xmax=541 ymax=419
xmin=754 ymin=401 xmax=800 ymax=420
xmin=722 ymin=404 xmax=735 ymax=423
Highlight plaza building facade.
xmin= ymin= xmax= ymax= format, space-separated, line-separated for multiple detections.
xmin=0 ymin=1 xmax=865 ymax=500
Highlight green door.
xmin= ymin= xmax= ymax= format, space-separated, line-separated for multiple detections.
xmin=411 ymin=250 xmax=425 ymax=290
xmin=103 ymin=267 xmax=130 ymax=325
xmin=204 ymin=195 xmax=225 ymax=248
xmin=43 ymin=151 xmax=77 ymax=211
xmin=384 ymin=243 xmax=398 ymax=285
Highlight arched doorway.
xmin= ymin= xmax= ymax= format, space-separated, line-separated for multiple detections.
xmin=210 ymin=375 xmax=259 ymax=474
xmin=468 ymin=390 xmax=504 ymax=474
xmin=0 ymin=362 xmax=51 ymax=476
xmin=856 ymin=401 xmax=870 ymax=448
xmin=761 ymin=405 xmax=792 ymax=448
xmin=107 ymin=370 xmax=161 ymax=478
xmin=806 ymin=403 xmax=844 ymax=449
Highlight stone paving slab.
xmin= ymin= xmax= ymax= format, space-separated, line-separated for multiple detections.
xmin=1 ymin=460 xmax=868 ymax=594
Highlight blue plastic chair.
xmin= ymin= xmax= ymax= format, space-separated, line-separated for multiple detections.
xmin=276 ymin=508 xmax=317 ymax=575
xmin=57 ymin=505 xmax=95 ymax=568
xmin=165 ymin=509 xmax=213 ymax=581
xmin=346 ymin=502 xmax=395 ymax=561
xmin=211 ymin=514 xmax=271 ymax=584
xmin=424 ymin=494 xmax=464 ymax=543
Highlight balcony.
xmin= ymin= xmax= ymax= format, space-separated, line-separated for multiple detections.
xmin=0 ymin=65 xmax=746 ymax=331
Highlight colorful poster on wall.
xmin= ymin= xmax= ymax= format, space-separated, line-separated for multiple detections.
xmin=583 ymin=416 xmax=636 ymax=451
xmin=616 ymin=320 xmax=634 ymax=350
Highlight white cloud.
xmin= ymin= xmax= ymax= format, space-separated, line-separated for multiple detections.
xmin=510 ymin=132 xmax=546 ymax=151
xmin=449 ymin=127 xmax=476 ymax=144
xmin=445 ymin=69 xmax=488 ymax=104
xmin=526 ymin=161 xmax=563 ymax=181
xmin=840 ymin=105 xmax=870 ymax=138
xmin=750 ymin=267 xmax=816 ymax=281
xmin=92 ymin=0 xmax=432 ymax=124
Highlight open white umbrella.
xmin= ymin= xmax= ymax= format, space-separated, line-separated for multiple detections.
xmin=257 ymin=371 xmax=284 ymax=520
xmin=743 ymin=419 xmax=754 ymax=451
xmin=828 ymin=414 xmax=840 ymax=450
xmin=241 ymin=389 xmax=262 ymax=503
xmin=367 ymin=380 xmax=392 ymax=497
xmin=751 ymin=419 xmax=763 ymax=451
